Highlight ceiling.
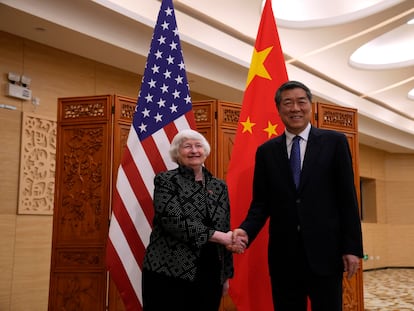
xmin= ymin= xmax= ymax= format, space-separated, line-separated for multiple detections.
xmin=1 ymin=0 xmax=414 ymax=153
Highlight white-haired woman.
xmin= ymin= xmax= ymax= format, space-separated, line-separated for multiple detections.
xmin=142 ymin=129 xmax=238 ymax=311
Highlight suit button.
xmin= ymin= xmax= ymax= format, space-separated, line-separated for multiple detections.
xmin=297 ymin=225 xmax=301 ymax=231
xmin=296 ymin=198 xmax=301 ymax=204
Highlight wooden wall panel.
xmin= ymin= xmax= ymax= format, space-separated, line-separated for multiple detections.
xmin=193 ymin=100 xmax=218 ymax=175
xmin=49 ymin=96 xmax=113 ymax=311
xmin=217 ymin=101 xmax=240 ymax=180
xmin=315 ymin=102 xmax=363 ymax=311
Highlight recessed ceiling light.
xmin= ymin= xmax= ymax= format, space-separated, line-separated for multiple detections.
xmin=268 ymin=0 xmax=401 ymax=28
xmin=349 ymin=23 xmax=414 ymax=69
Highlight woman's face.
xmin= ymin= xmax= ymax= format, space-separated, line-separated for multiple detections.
xmin=178 ymin=138 xmax=207 ymax=169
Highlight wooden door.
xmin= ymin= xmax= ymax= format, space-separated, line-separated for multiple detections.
xmin=49 ymin=95 xmax=113 ymax=311
xmin=315 ymin=102 xmax=364 ymax=311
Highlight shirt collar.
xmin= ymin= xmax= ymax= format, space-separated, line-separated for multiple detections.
xmin=285 ymin=123 xmax=311 ymax=144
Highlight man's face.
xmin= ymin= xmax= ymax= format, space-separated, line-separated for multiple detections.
xmin=278 ymin=87 xmax=312 ymax=135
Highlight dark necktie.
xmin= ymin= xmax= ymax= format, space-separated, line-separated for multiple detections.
xmin=290 ymin=136 xmax=301 ymax=189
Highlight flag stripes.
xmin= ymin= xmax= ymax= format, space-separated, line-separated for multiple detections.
xmin=106 ymin=0 xmax=196 ymax=309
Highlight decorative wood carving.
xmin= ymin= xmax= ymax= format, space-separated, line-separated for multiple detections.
xmin=222 ymin=106 xmax=240 ymax=124
xmin=18 ymin=112 xmax=57 ymax=215
xmin=58 ymin=127 xmax=106 ymax=240
xmin=316 ymin=102 xmax=358 ymax=133
xmin=193 ymin=106 xmax=210 ymax=122
xmin=322 ymin=110 xmax=354 ymax=128
xmin=49 ymin=96 xmax=112 ymax=311
xmin=53 ymin=274 xmax=106 ymax=311
xmin=62 ymin=100 xmax=106 ymax=119
xmin=343 ymin=277 xmax=359 ymax=311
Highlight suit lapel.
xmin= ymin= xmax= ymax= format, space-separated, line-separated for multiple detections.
xmin=299 ymin=127 xmax=321 ymax=190
xmin=272 ymin=134 xmax=295 ymax=188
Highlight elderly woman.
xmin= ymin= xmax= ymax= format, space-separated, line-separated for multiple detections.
xmin=142 ymin=129 xmax=236 ymax=311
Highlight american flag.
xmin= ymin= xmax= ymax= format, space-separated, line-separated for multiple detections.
xmin=106 ymin=0 xmax=196 ymax=310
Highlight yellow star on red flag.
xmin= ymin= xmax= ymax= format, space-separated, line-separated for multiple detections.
xmin=263 ymin=121 xmax=278 ymax=138
xmin=240 ymin=116 xmax=256 ymax=134
xmin=246 ymin=46 xmax=273 ymax=87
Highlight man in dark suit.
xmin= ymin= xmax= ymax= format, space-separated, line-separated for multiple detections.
xmin=233 ymin=81 xmax=363 ymax=311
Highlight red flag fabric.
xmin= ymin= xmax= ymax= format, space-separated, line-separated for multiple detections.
xmin=106 ymin=1 xmax=196 ymax=310
xmin=227 ymin=0 xmax=288 ymax=310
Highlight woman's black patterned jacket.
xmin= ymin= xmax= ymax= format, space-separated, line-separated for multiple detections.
xmin=143 ymin=165 xmax=234 ymax=284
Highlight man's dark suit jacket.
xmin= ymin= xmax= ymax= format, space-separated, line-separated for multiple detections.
xmin=240 ymin=126 xmax=363 ymax=277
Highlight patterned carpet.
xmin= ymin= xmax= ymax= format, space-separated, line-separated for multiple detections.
xmin=364 ymin=268 xmax=414 ymax=311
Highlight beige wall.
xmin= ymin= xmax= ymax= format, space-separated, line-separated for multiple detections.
xmin=1 ymin=31 xmax=414 ymax=311
xmin=360 ymin=145 xmax=414 ymax=270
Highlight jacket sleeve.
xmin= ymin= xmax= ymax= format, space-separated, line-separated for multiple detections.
xmin=239 ymin=146 xmax=272 ymax=244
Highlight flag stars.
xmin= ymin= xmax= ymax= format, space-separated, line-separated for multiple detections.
xmin=246 ymin=46 xmax=273 ymax=87
xmin=158 ymin=35 xmax=166 ymax=45
xmin=175 ymin=75 xmax=183 ymax=84
xmin=132 ymin=2 xmax=193 ymax=140
xmin=161 ymin=21 xmax=169 ymax=30
xmin=165 ymin=7 xmax=173 ymax=16
xmin=138 ymin=122 xmax=147 ymax=133
xmin=184 ymin=95 xmax=192 ymax=104
xmin=172 ymin=89 xmax=180 ymax=98
xmin=151 ymin=64 xmax=160 ymax=74
xmin=145 ymin=93 xmax=153 ymax=103
xmin=166 ymin=55 xmax=174 ymax=64
xmin=154 ymin=113 xmax=163 ymax=122
xmin=169 ymin=41 xmax=178 ymax=50
xmin=264 ymin=121 xmax=278 ymax=138
xmin=241 ymin=116 xmax=256 ymax=134
xmin=142 ymin=108 xmax=150 ymax=118
xmin=160 ymin=84 xmax=169 ymax=93
xmin=154 ymin=50 xmax=163 ymax=59
xmin=170 ymin=104 xmax=178 ymax=113
xmin=148 ymin=79 xmax=156 ymax=88
xmin=157 ymin=98 xmax=166 ymax=108
xmin=163 ymin=69 xmax=172 ymax=79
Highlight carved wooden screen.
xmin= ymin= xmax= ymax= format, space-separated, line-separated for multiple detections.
xmin=315 ymin=102 xmax=364 ymax=311
xmin=192 ymin=100 xmax=218 ymax=175
xmin=49 ymin=95 xmax=113 ymax=311
xmin=216 ymin=101 xmax=240 ymax=180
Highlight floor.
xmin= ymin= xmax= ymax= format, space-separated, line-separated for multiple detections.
xmin=364 ymin=268 xmax=414 ymax=311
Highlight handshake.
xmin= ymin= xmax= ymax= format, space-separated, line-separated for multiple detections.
xmin=225 ymin=228 xmax=249 ymax=254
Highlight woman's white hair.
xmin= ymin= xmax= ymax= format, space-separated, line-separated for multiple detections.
xmin=169 ymin=129 xmax=211 ymax=163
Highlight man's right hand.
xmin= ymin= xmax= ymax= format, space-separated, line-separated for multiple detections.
xmin=226 ymin=228 xmax=249 ymax=254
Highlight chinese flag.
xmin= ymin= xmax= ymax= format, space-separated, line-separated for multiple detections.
xmin=227 ymin=0 xmax=288 ymax=310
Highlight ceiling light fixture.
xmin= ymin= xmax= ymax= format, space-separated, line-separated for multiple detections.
xmin=269 ymin=0 xmax=402 ymax=28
